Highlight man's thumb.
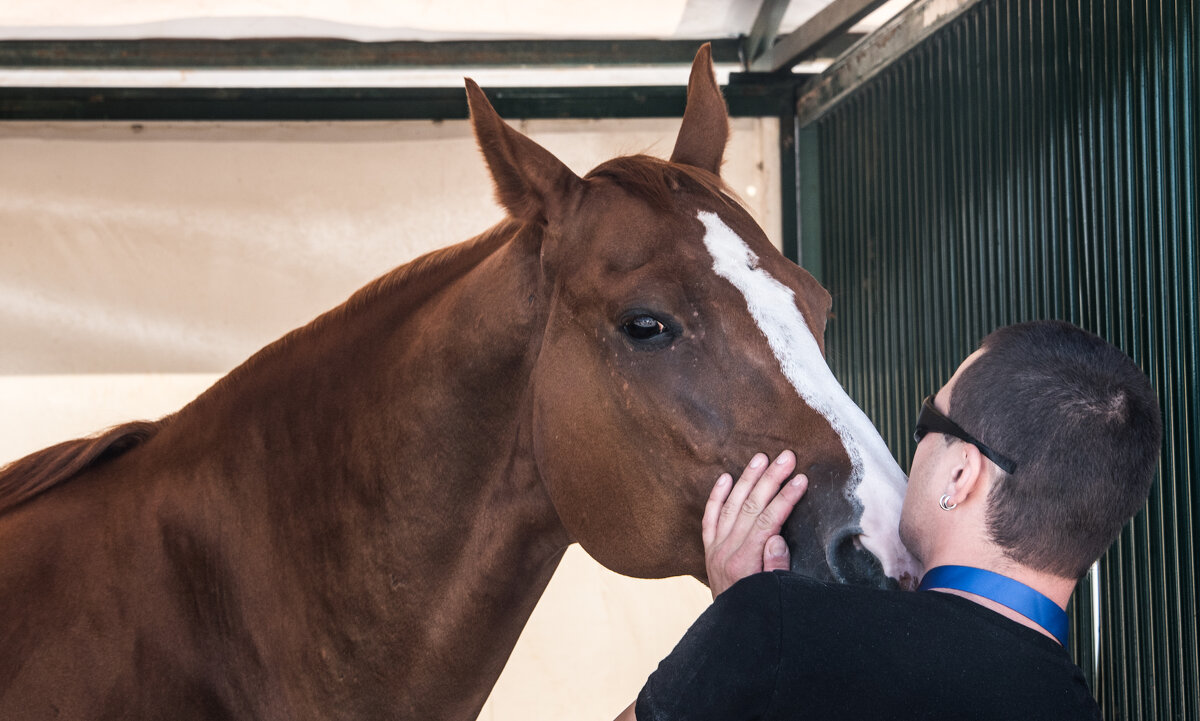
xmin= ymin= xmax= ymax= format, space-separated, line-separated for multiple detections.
xmin=763 ymin=535 xmax=790 ymax=572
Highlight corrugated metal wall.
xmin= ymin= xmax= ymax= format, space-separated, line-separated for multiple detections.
xmin=803 ymin=0 xmax=1198 ymax=718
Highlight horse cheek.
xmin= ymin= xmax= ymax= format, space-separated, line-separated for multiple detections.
xmin=528 ymin=343 xmax=692 ymax=579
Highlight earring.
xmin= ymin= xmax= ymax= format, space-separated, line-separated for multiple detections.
xmin=938 ymin=494 xmax=957 ymax=511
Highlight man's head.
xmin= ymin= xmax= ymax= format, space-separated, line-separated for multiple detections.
xmin=935 ymin=320 xmax=1162 ymax=579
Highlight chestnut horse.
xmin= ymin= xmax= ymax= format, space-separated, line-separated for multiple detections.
xmin=0 ymin=47 xmax=917 ymax=720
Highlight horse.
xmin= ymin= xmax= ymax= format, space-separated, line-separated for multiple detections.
xmin=0 ymin=46 xmax=918 ymax=720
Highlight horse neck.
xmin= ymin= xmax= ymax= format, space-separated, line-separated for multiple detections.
xmin=161 ymin=222 xmax=570 ymax=717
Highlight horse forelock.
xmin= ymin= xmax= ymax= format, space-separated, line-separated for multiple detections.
xmin=0 ymin=420 xmax=159 ymax=516
xmin=584 ymin=155 xmax=740 ymax=214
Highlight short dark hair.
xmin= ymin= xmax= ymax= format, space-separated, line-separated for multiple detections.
xmin=949 ymin=320 xmax=1162 ymax=579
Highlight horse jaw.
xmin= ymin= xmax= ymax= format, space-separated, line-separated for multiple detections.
xmin=696 ymin=211 xmax=922 ymax=589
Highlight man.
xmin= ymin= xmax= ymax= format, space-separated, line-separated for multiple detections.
xmin=616 ymin=320 xmax=1162 ymax=720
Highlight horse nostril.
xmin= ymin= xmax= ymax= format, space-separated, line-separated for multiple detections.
xmin=827 ymin=530 xmax=896 ymax=590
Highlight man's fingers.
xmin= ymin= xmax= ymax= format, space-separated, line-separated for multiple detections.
xmin=725 ymin=451 xmax=797 ymax=541
xmin=702 ymin=473 xmax=733 ymax=549
xmin=713 ymin=453 xmax=769 ymax=541
xmin=743 ymin=451 xmax=797 ymax=518
xmin=752 ymin=473 xmax=808 ymax=534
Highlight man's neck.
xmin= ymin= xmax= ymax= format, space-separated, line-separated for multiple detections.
xmin=921 ymin=553 xmax=1077 ymax=644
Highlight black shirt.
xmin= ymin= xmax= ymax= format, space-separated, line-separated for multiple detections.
xmin=636 ymin=571 xmax=1101 ymax=720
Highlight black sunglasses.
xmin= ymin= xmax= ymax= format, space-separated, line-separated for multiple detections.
xmin=914 ymin=395 xmax=1017 ymax=474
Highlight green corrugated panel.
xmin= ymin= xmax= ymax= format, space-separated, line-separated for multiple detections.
xmin=804 ymin=0 xmax=1198 ymax=717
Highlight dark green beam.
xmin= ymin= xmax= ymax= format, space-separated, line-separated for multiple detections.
xmin=0 ymin=78 xmax=808 ymax=121
xmin=0 ymin=38 xmax=744 ymax=69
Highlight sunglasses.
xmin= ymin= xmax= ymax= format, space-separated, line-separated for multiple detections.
xmin=914 ymin=395 xmax=1018 ymax=474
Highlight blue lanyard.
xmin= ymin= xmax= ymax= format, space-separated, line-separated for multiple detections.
xmin=918 ymin=565 xmax=1069 ymax=646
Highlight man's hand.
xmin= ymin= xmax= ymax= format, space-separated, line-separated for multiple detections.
xmin=702 ymin=451 xmax=808 ymax=599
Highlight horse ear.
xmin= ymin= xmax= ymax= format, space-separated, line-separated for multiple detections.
xmin=670 ymin=43 xmax=730 ymax=176
xmin=466 ymin=79 xmax=582 ymax=224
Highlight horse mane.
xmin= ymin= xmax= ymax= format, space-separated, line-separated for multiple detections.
xmin=0 ymin=420 xmax=160 ymax=516
xmin=584 ymin=154 xmax=741 ymax=212
xmin=338 ymin=219 xmax=522 ymax=320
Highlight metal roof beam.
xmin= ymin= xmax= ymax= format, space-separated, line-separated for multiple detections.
xmin=0 ymin=77 xmax=811 ymax=121
xmin=0 ymin=38 xmax=745 ymax=69
xmin=742 ymin=0 xmax=792 ymax=71
xmin=749 ymin=0 xmax=891 ymax=72
xmin=795 ymin=0 xmax=981 ymax=125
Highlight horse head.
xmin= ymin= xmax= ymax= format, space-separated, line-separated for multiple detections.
xmin=466 ymin=45 xmax=920 ymax=591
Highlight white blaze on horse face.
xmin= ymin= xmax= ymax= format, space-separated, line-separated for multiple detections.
xmin=697 ymin=211 xmax=920 ymax=585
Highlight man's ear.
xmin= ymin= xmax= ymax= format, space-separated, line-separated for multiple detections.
xmin=669 ymin=43 xmax=730 ymax=176
xmin=945 ymin=444 xmax=987 ymax=507
xmin=466 ymin=78 xmax=582 ymax=224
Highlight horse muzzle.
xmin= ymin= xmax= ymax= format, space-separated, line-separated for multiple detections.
xmin=780 ymin=522 xmax=897 ymax=590
xmin=825 ymin=528 xmax=900 ymax=590
xmin=780 ymin=504 xmax=903 ymax=591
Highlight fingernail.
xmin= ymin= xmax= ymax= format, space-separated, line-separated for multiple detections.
xmin=716 ymin=473 xmax=731 ymax=486
xmin=767 ymin=537 xmax=788 ymax=557
xmin=749 ymin=454 xmax=767 ymax=468
xmin=775 ymin=451 xmax=793 ymax=465
xmin=791 ymin=474 xmax=807 ymax=486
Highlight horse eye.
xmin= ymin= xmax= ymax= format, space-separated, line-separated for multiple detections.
xmin=622 ymin=315 xmax=669 ymax=342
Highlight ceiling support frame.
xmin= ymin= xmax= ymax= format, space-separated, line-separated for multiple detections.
xmin=749 ymin=0 xmax=891 ymax=72
xmin=0 ymin=38 xmax=745 ymax=69
xmin=742 ymin=0 xmax=792 ymax=70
